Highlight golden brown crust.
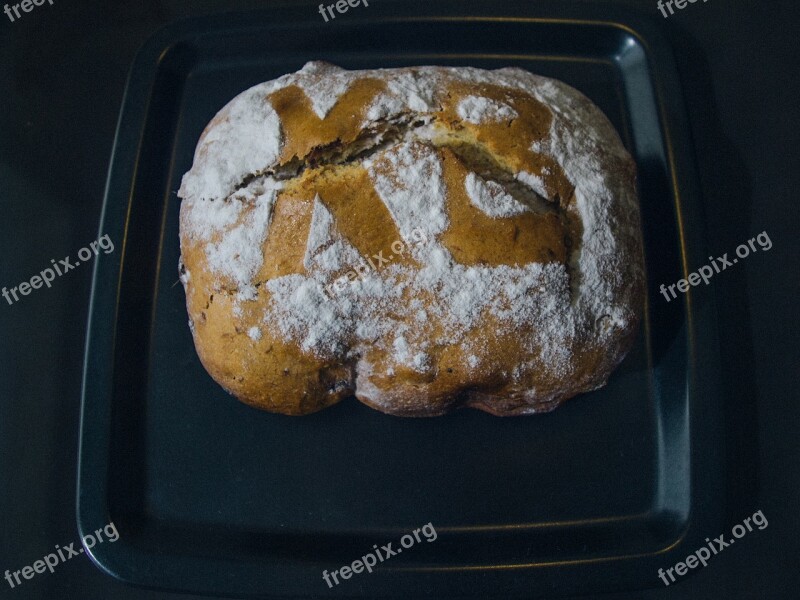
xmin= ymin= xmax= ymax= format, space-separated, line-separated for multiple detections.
xmin=178 ymin=62 xmax=644 ymax=416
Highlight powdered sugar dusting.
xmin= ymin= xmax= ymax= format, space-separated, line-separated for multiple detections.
xmin=179 ymin=88 xmax=283 ymax=202
xmin=262 ymin=237 xmax=576 ymax=376
xmin=457 ymin=95 xmax=518 ymax=124
xmin=465 ymin=172 xmax=529 ymax=217
xmin=304 ymin=195 xmax=335 ymax=270
xmin=205 ymin=189 xmax=277 ymax=291
xmin=304 ymin=195 xmax=363 ymax=274
xmin=393 ymin=334 xmax=432 ymax=373
xmin=265 ymin=275 xmax=354 ymax=355
xmin=363 ymin=69 xmax=441 ymax=124
xmin=516 ymin=171 xmax=550 ymax=201
xmin=367 ymin=141 xmax=449 ymax=244
xmin=517 ymin=74 xmax=641 ymax=328
xmin=294 ymin=62 xmax=355 ymax=119
xmin=182 ymin=196 xmax=246 ymax=241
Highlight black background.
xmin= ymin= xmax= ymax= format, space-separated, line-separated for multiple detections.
xmin=0 ymin=0 xmax=798 ymax=598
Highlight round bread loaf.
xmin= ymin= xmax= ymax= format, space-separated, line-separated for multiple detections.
xmin=178 ymin=61 xmax=644 ymax=416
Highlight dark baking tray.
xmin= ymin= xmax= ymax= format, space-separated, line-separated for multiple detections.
xmin=78 ymin=1 xmax=724 ymax=597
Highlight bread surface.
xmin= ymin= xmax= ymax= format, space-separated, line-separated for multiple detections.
xmin=178 ymin=62 xmax=644 ymax=416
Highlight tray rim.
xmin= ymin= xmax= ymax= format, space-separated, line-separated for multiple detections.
xmin=77 ymin=3 xmax=724 ymax=597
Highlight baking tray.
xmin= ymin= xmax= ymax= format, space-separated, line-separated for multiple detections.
xmin=77 ymin=1 xmax=724 ymax=597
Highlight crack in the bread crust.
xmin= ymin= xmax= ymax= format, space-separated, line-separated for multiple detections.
xmin=230 ymin=114 xmax=557 ymax=207
xmin=234 ymin=115 xmax=426 ymax=191
xmin=224 ymin=112 xmax=580 ymax=298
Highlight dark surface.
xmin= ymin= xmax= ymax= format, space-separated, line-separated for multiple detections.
xmin=0 ymin=0 xmax=798 ymax=599
xmin=76 ymin=7 xmax=722 ymax=597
